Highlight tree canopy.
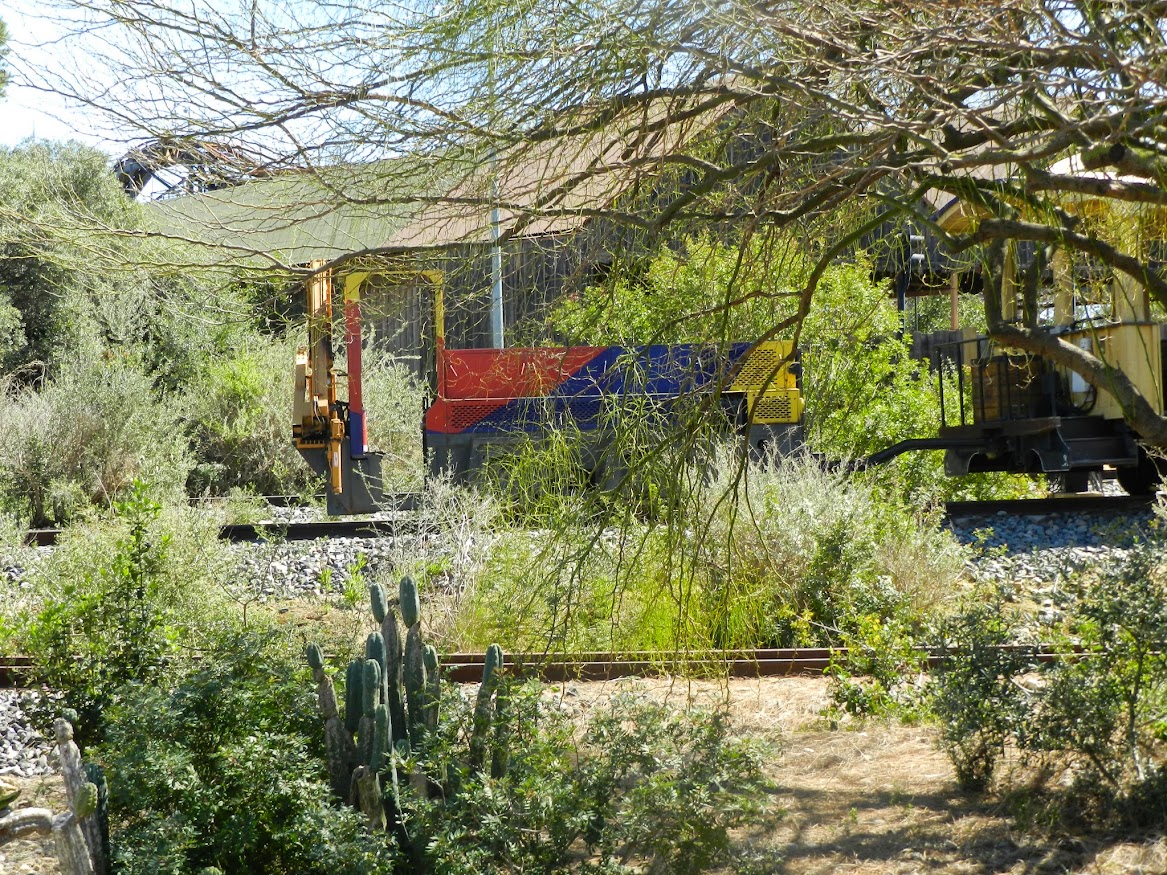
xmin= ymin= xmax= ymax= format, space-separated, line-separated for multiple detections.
xmin=18 ymin=0 xmax=1167 ymax=440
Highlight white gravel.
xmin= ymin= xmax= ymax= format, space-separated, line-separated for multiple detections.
xmin=0 ymin=691 xmax=55 ymax=779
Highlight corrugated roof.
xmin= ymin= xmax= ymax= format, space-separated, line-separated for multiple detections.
xmin=145 ymin=99 xmax=729 ymax=263
xmin=145 ymin=157 xmax=448 ymax=264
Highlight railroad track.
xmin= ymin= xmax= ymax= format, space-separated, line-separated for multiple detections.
xmin=0 ymin=645 xmax=1076 ymax=688
xmin=942 ymin=493 xmax=1155 ymax=518
xmin=22 ymin=492 xmax=1156 ymax=547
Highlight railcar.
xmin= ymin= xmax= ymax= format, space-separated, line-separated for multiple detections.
xmin=423 ymin=340 xmax=804 ymax=484
xmin=292 ymin=262 xmax=804 ymax=513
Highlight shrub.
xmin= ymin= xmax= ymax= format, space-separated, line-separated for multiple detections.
xmin=361 ymin=348 xmax=427 ymax=491
xmin=543 ymin=233 xmax=1034 ymax=504
xmin=932 ymin=550 xmax=1167 ymax=818
xmin=413 ymin=689 xmax=772 ymax=875
xmin=695 ymin=450 xmax=963 ymax=650
xmin=0 ymin=358 xmax=191 ymax=525
xmin=442 ymin=448 xmax=964 ymax=656
xmin=19 ymin=481 xmax=234 ymax=741
xmin=930 ymin=596 xmax=1030 ymax=791
xmin=184 ymin=333 xmax=320 ymax=497
xmin=99 ymin=631 xmax=389 ymax=875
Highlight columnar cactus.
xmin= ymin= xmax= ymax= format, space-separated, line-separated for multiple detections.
xmin=470 ymin=643 xmax=504 ymax=772
xmin=306 ymin=643 xmax=358 ymax=800
xmin=307 ymin=574 xmax=508 ymax=852
xmin=373 ymin=584 xmax=409 ymax=746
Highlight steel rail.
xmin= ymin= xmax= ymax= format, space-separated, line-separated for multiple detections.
xmin=22 ymin=492 xmax=1156 ymax=547
xmin=0 ymin=645 xmax=1085 ymax=689
xmin=943 ymin=494 xmax=1155 ymax=518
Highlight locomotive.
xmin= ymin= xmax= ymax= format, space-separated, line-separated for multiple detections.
xmin=292 ymin=262 xmax=804 ymax=514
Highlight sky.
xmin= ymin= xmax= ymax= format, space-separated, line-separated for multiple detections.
xmin=1 ymin=3 xmax=125 ymax=155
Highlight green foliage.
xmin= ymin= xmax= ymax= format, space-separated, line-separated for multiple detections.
xmin=399 ymin=683 xmax=772 ymax=875
xmin=308 ymin=580 xmax=771 ymax=874
xmin=547 ymin=233 xmax=792 ymax=346
xmin=17 ymin=483 xmax=234 ymax=742
xmin=544 ymin=234 xmax=1031 ymax=503
xmin=184 ymin=333 xmax=320 ymax=497
xmin=696 ymin=452 xmax=961 ymax=651
xmin=23 ymin=482 xmax=177 ymax=740
xmin=825 ymin=613 xmax=928 ymax=721
xmin=0 ymin=18 xmax=8 ymax=97
xmin=0 ymin=142 xmax=146 ymax=375
xmin=930 ymin=596 xmax=1028 ymax=792
xmin=444 ymin=451 xmax=963 ymax=655
xmin=100 ymin=631 xmax=390 ymax=875
xmin=0 ymin=356 xmax=191 ymax=525
xmin=933 ymin=552 xmax=1167 ymax=820
xmin=360 ymin=348 xmax=427 ymax=491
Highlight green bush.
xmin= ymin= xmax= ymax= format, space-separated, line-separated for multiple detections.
xmin=543 ymin=233 xmax=1033 ymax=503
xmin=19 ymin=482 xmax=234 ymax=741
xmin=0 ymin=358 xmax=191 ymax=525
xmin=442 ymin=449 xmax=963 ymax=655
xmin=360 ymin=348 xmax=427 ymax=491
xmin=341 ymin=675 xmax=772 ymax=874
xmin=930 ymin=596 xmax=1030 ymax=791
xmin=695 ymin=451 xmax=962 ymax=650
xmin=932 ymin=550 xmax=1167 ymax=820
xmin=100 ymin=631 xmax=389 ymax=875
xmin=184 ymin=333 xmax=320 ymax=497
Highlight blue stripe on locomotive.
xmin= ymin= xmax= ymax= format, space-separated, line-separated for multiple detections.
xmin=456 ymin=343 xmax=751 ymax=434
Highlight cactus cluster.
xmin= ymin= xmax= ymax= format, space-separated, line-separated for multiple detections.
xmin=306 ymin=575 xmax=508 ymax=851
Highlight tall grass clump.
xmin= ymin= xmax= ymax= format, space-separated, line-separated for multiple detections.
xmin=695 ymin=450 xmax=963 ymax=649
xmin=184 ymin=333 xmax=320 ymax=497
xmin=360 ymin=348 xmax=427 ymax=491
xmin=442 ymin=441 xmax=964 ymax=656
xmin=15 ymin=481 xmax=237 ymax=741
xmin=0 ymin=357 xmax=190 ymax=525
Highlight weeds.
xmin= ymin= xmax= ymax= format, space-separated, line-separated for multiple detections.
xmin=440 ymin=447 xmax=963 ymax=656
xmin=0 ymin=358 xmax=190 ymax=525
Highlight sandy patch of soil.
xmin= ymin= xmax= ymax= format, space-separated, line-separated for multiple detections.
xmin=1 ymin=773 xmax=67 ymax=875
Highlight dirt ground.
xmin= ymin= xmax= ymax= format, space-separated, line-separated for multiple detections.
xmin=4 ymin=676 xmax=1166 ymax=874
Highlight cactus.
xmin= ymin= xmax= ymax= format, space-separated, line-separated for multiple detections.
xmin=470 ymin=644 xmax=504 ymax=772
xmin=356 ymin=659 xmax=382 ymax=767
xmin=307 ymin=575 xmax=509 ymax=849
xmin=381 ymin=608 xmax=408 ymax=746
xmin=403 ymin=626 xmax=427 ymax=747
xmin=83 ymin=763 xmax=110 ymax=873
xmin=366 ymin=632 xmax=390 ymax=713
xmin=400 ymin=575 xmax=420 ymax=628
xmin=370 ymin=582 xmax=388 ymax=623
xmin=492 ymin=683 xmax=510 ymax=780
xmin=306 ymin=643 xmax=325 ymax=671
xmin=371 ymin=704 xmax=390 ymax=772
xmin=344 ymin=659 xmax=363 ymax=734
xmin=422 ymin=645 xmax=441 ymax=733
xmin=1 ymin=717 xmax=107 ymax=875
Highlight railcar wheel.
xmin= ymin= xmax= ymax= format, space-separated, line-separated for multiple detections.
xmin=1116 ymin=450 xmax=1165 ymax=496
